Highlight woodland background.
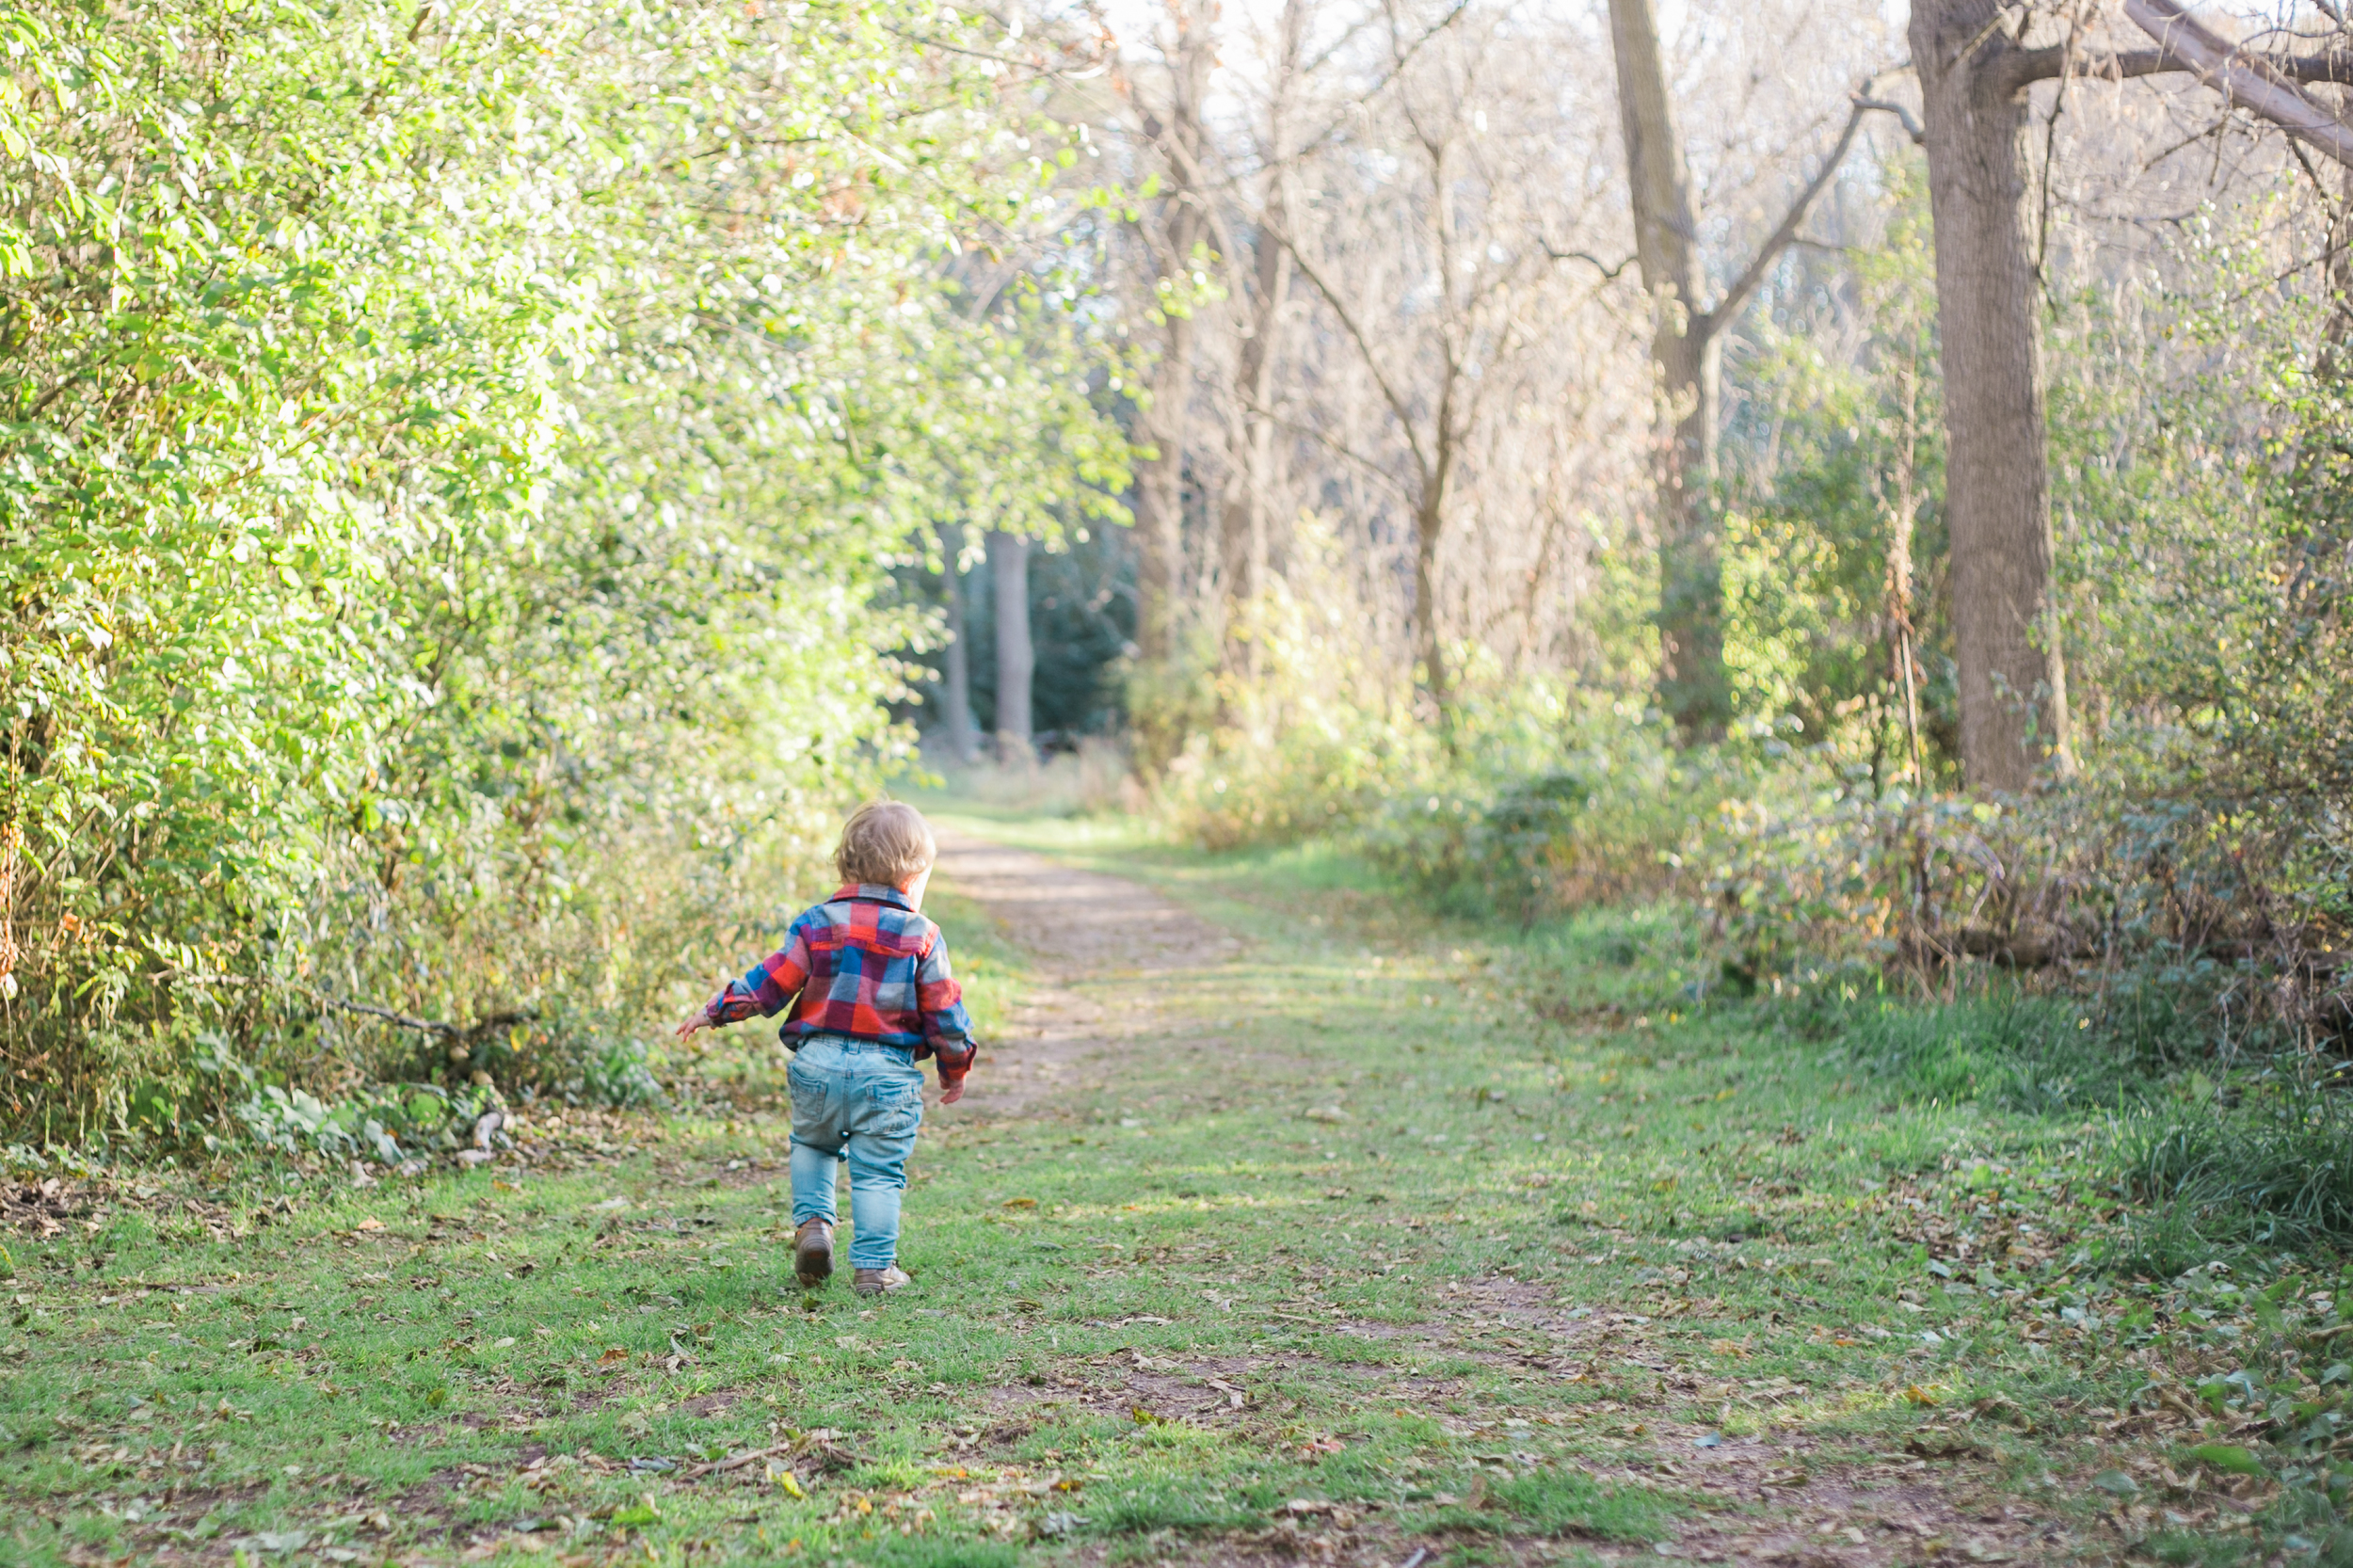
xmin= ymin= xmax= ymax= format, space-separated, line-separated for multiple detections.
xmin=5 ymin=0 xmax=2353 ymax=1205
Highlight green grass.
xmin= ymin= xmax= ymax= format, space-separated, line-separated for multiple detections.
xmin=3 ymin=812 xmax=2344 ymax=1564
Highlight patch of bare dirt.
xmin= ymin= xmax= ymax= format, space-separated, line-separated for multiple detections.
xmin=929 ymin=826 xmax=1241 ymax=1120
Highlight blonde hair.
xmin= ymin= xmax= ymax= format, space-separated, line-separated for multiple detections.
xmin=834 ymin=800 xmax=937 ymax=887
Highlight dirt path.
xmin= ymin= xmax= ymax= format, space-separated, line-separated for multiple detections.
xmin=921 ymin=824 xmax=2086 ymax=1568
xmin=929 ymin=824 xmax=1242 ymax=1119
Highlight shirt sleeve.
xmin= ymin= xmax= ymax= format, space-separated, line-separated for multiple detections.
xmin=702 ymin=921 xmax=812 ymax=1027
xmin=916 ymin=929 xmax=977 ymax=1079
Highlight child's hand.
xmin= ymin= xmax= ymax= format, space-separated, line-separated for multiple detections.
xmin=674 ymin=1011 xmax=712 ymax=1040
xmin=938 ymin=1078 xmax=965 ymax=1105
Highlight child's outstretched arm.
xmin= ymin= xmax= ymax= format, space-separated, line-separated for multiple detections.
xmin=918 ymin=932 xmax=977 ymax=1103
xmin=674 ymin=923 xmax=813 ymax=1039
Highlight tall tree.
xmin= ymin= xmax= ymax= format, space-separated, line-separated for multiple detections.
xmin=1606 ymin=0 xmax=1882 ymax=738
xmin=990 ymin=530 xmax=1035 ymax=759
xmin=1217 ymin=0 xmax=1312 ymax=682
xmin=1907 ymin=0 xmax=2353 ymax=792
xmin=1129 ymin=0 xmax=1216 ymax=668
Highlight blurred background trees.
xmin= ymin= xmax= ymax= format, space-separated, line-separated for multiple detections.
xmin=9 ymin=0 xmax=2353 ymax=1150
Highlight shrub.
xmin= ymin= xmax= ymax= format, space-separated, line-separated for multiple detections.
xmin=1361 ymin=700 xmax=1740 ymax=921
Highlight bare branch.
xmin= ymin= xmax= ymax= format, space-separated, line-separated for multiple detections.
xmin=1704 ymin=92 xmax=1873 ymax=339
xmin=2123 ymin=0 xmax=2353 ymax=167
xmin=1855 ymin=95 xmax=1927 ymax=144
xmin=1241 ymin=396 xmax=1415 ymax=502
xmin=1271 ymin=0 xmax=1474 ymax=190
xmin=1998 ymin=39 xmax=2353 ymax=96
xmin=1269 ymin=225 xmax=1433 ymax=484
xmin=1544 ymin=246 xmax=1637 ymax=279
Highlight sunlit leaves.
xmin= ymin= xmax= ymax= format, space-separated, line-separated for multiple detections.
xmin=0 ymin=0 xmax=1128 ymax=1130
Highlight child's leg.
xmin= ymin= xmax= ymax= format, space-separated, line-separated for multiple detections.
xmin=842 ymin=1131 xmax=915 ymax=1268
xmin=789 ymin=1140 xmax=841 ymax=1227
xmin=786 ymin=1041 xmax=852 ymax=1227
xmin=841 ymin=1054 xmax=926 ymax=1270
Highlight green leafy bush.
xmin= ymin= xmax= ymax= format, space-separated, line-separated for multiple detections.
xmin=1357 ymin=698 xmax=1731 ymax=922
xmin=0 ymin=0 xmax=1127 ymax=1142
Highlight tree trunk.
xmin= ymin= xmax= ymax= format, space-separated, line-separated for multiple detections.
xmin=1607 ymin=0 xmax=1727 ymax=739
xmin=1911 ymin=0 xmax=2073 ymax=793
xmin=1411 ymin=488 xmax=1450 ymax=723
xmin=1413 ymin=371 xmax=1459 ymax=725
xmin=1217 ymin=0 xmax=1309 ymax=684
xmin=1216 ymin=181 xmax=1288 ymax=680
xmin=1131 ymin=0 xmax=1214 ymax=668
xmin=987 ymin=530 xmax=1033 ymax=760
xmin=1132 ymin=310 xmax=1196 ymax=668
xmin=938 ymin=530 xmax=978 ymax=764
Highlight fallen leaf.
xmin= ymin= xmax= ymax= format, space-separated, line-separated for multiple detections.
xmin=1000 ymin=1197 xmax=1037 ymax=1209
xmin=598 ymin=1348 xmax=630 ymax=1367
xmin=2185 ymin=1443 xmax=2265 ymax=1478
xmin=356 ymin=1219 xmax=385 ymax=1232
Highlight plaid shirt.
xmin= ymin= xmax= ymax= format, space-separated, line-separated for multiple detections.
xmin=701 ymin=884 xmax=976 ymax=1081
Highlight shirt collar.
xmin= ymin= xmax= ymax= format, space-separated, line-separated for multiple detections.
xmin=839 ymin=882 xmax=915 ymax=911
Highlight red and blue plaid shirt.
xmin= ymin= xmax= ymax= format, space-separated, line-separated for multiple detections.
xmin=701 ymin=884 xmax=977 ymax=1082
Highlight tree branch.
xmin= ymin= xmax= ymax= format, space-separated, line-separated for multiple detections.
xmin=2123 ymin=0 xmax=2353 ymax=168
xmin=1997 ymin=38 xmax=2353 ymax=98
xmin=1543 ymin=245 xmax=1637 ymax=280
xmin=1855 ymin=95 xmax=1927 ymax=144
xmin=1702 ymin=92 xmax=1875 ymax=342
xmin=1240 ymin=394 xmax=1415 ymax=503
xmin=162 ymin=971 xmax=536 ymax=1043
xmin=1267 ymin=226 xmax=1434 ymax=485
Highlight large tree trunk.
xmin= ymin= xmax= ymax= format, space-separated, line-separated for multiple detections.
xmin=1608 ymin=0 xmax=1726 ymax=739
xmin=1911 ymin=0 xmax=2072 ymax=793
xmin=987 ymin=530 xmax=1033 ymax=760
xmin=1131 ymin=0 xmax=1213 ymax=667
xmin=937 ymin=529 xmax=978 ymax=764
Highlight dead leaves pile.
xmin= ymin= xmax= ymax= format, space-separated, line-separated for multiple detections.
xmin=2 ymin=1177 xmax=82 ymax=1239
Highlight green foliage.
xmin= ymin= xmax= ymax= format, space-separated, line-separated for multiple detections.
xmin=0 ymin=0 xmax=1128 ymax=1143
xmin=1832 ymin=991 xmax=2171 ymax=1117
xmin=1719 ymin=153 xmax=1950 ymax=778
xmin=1357 ymin=693 xmax=1728 ymax=922
xmin=2117 ymin=1091 xmax=2353 ymax=1272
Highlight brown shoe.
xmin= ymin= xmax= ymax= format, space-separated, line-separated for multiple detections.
xmin=852 ymin=1265 xmax=910 ymax=1298
xmin=793 ymin=1218 xmax=835 ymax=1288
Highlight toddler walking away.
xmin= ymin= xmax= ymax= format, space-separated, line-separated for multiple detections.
xmin=677 ymin=802 xmax=977 ymax=1298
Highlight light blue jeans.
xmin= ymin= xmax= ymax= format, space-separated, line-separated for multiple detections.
xmin=786 ymin=1034 xmax=925 ymax=1270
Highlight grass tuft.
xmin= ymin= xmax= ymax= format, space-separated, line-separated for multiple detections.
xmin=2115 ymin=1096 xmax=2353 ymax=1272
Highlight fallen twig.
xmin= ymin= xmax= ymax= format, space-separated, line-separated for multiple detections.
xmin=681 ymin=1443 xmax=790 ymax=1480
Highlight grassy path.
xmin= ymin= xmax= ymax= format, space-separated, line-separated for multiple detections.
xmin=0 ymin=817 xmax=2283 ymax=1566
